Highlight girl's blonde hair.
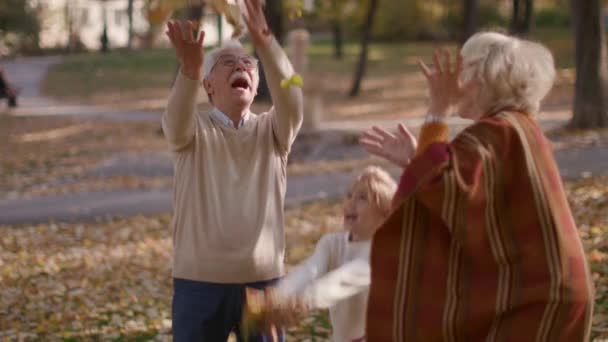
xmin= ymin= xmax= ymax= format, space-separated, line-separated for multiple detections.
xmin=354 ymin=166 xmax=397 ymax=216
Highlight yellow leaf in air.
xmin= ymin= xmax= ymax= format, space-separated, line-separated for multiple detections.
xmin=280 ymin=73 xmax=304 ymax=89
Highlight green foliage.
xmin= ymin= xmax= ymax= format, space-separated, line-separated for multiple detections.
xmin=373 ymin=1 xmax=436 ymax=40
xmin=312 ymin=0 xmax=355 ymax=21
xmin=442 ymin=1 xmax=507 ymax=39
xmin=0 ymin=0 xmax=39 ymax=35
xmin=333 ymin=0 xmax=508 ymax=41
xmin=0 ymin=0 xmax=41 ymax=54
xmin=478 ymin=2 xmax=508 ymax=27
xmin=43 ymin=48 xmax=177 ymax=99
xmin=328 ymin=0 xmax=421 ymax=40
xmin=306 ymin=0 xmax=360 ymax=38
xmin=535 ymin=7 xmax=571 ymax=28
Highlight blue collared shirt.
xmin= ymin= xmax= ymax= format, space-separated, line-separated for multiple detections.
xmin=210 ymin=108 xmax=251 ymax=129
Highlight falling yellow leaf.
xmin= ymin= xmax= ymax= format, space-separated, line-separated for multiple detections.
xmin=281 ymin=73 xmax=304 ymax=89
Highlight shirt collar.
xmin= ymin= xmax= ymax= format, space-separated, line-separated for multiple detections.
xmin=211 ymin=107 xmax=250 ymax=129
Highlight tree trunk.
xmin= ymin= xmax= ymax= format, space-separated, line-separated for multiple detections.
xmin=330 ymin=0 xmax=344 ymax=59
xmin=460 ymin=0 xmax=478 ymax=45
xmin=256 ymin=0 xmax=284 ymax=102
xmin=570 ymin=0 xmax=608 ymax=128
xmin=185 ymin=4 xmax=204 ymax=22
xmin=331 ymin=20 xmax=344 ymax=59
xmin=522 ymin=0 xmax=533 ymax=34
xmin=349 ymin=0 xmax=380 ymax=97
xmin=64 ymin=2 xmax=73 ymax=53
xmin=510 ymin=0 xmax=521 ymax=34
xmin=100 ymin=6 xmax=109 ymax=53
xmin=127 ymin=0 xmax=134 ymax=49
xmin=510 ymin=0 xmax=534 ymax=36
xmin=265 ymin=0 xmax=285 ymax=44
xmin=217 ymin=13 xmax=223 ymax=46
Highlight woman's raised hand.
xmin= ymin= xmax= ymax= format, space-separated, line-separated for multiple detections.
xmin=417 ymin=49 xmax=470 ymax=117
xmin=360 ymin=124 xmax=418 ymax=168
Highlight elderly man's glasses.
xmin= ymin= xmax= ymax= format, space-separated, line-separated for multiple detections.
xmin=215 ymin=55 xmax=259 ymax=70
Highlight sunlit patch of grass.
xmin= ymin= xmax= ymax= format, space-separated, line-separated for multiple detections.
xmin=42 ymin=48 xmax=178 ymax=100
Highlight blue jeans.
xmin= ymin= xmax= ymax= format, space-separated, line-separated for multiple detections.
xmin=172 ymin=278 xmax=285 ymax=342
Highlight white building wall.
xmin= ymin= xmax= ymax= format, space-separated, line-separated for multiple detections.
xmin=198 ymin=14 xmax=236 ymax=47
xmin=36 ymin=0 xmax=234 ymax=50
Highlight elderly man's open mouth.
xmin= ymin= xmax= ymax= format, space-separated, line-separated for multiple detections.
xmin=230 ymin=74 xmax=251 ymax=93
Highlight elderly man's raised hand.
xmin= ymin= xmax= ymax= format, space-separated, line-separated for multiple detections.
xmin=243 ymin=0 xmax=272 ymax=47
xmin=166 ymin=20 xmax=205 ymax=80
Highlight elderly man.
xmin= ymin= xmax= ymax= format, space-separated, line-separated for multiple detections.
xmin=162 ymin=0 xmax=303 ymax=340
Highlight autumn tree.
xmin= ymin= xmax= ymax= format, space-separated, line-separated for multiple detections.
xmin=329 ymin=0 xmax=345 ymax=59
xmin=460 ymin=0 xmax=478 ymax=44
xmin=0 ymin=0 xmax=41 ymax=54
xmin=510 ymin=0 xmax=534 ymax=36
xmin=570 ymin=0 xmax=608 ymax=128
xmin=127 ymin=0 xmax=134 ymax=49
xmin=255 ymin=0 xmax=284 ymax=101
xmin=349 ymin=0 xmax=380 ymax=97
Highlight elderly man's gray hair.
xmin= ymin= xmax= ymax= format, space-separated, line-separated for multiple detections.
xmin=202 ymin=40 xmax=248 ymax=80
xmin=460 ymin=32 xmax=556 ymax=115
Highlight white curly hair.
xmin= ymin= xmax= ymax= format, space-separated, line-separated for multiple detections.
xmin=202 ymin=40 xmax=259 ymax=80
xmin=460 ymin=32 xmax=556 ymax=115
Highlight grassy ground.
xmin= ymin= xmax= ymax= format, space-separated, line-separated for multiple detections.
xmin=2 ymin=113 xmax=606 ymax=200
xmin=1 ymin=177 xmax=607 ymax=341
xmin=42 ymin=28 xmax=578 ymax=120
xmin=41 ymin=48 xmax=177 ymax=102
xmin=0 ymin=115 xmax=400 ymax=199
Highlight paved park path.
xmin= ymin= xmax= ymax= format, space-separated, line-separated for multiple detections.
xmin=0 ymin=57 xmax=606 ymax=225
xmin=1 ymin=56 xmax=159 ymax=121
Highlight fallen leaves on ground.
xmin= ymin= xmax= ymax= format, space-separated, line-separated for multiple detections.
xmin=0 ymin=115 xmax=165 ymax=199
xmin=566 ymin=177 xmax=608 ymax=339
xmin=547 ymin=127 xmax=608 ymax=151
xmin=0 ymin=202 xmax=342 ymax=341
xmin=1 ymin=177 xmax=607 ymax=340
xmin=0 ymin=214 xmax=174 ymax=341
xmin=7 ymin=175 xmax=174 ymax=200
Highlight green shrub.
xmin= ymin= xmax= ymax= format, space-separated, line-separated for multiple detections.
xmin=478 ymin=3 xmax=508 ymax=27
xmin=440 ymin=2 xmax=507 ymax=40
xmin=372 ymin=1 xmax=434 ymax=41
xmin=535 ymin=7 xmax=571 ymax=28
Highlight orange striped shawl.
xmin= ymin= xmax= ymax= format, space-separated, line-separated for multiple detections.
xmin=366 ymin=111 xmax=594 ymax=342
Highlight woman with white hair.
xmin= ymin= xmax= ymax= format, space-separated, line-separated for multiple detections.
xmin=361 ymin=32 xmax=594 ymax=341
